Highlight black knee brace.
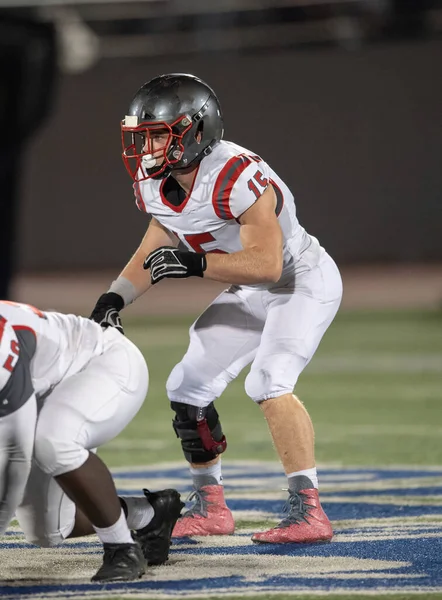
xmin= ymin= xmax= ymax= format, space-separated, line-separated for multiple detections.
xmin=171 ymin=401 xmax=227 ymax=464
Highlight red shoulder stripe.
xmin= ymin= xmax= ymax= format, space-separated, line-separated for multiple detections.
xmin=212 ymin=155 xmax=253 ymax=220
xmin=0 ymin=315 xmax=6 ymax=344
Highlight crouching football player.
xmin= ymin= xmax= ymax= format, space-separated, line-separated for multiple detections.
xmin=0 ymin=300 xmax=183 ymax=581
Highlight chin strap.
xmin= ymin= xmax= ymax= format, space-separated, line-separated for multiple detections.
xmin=151 ymin=166 xmax=171 ymax=180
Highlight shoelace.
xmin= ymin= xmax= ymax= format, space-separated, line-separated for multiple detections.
xmin=181 ymin=488 xmax=209 ymax=518
xmin=277 ymin=489 xmax=314 ymax=528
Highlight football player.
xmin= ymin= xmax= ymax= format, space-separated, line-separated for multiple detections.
xmin=0 ymin=301 xmax=182 ymax=580
xmin=90 ymin=73 xmax=343 ymax=544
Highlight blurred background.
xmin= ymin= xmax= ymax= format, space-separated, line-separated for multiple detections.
xmin=0 ymin=0 xmax=441 ymax=467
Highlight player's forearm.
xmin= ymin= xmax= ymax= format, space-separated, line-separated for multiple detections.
xmin=118 ymin=250 xmax=153 ymax=302
xmin=110 ymin=218 xmax=177 ymax=306
xmin=204 ymin=246 xmax=283 ymax=285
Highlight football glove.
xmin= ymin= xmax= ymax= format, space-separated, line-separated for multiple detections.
xmin=90 ymin=292 xmax=124 ymax=334
xmin=144 ymin=246 xmax=207 ymax=285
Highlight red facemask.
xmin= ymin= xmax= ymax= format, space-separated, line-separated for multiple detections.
xmin=121 ymin=115 xmax=193 ymax=181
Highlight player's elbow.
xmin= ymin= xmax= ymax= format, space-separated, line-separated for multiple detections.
xmin=264 ymin=232 xmax=283 ymax=283
xmin=263 ymin=253 xmax=283 ymax=283
xmin=267 ymin=264 xmax=283 ymax=283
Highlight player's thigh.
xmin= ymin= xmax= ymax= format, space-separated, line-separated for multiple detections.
xmin=0 ymin=398 xmax=36 ymax=535
xmin=34 ymin=329 xmax=148 ymax=475
xmin=246 ymin=253 xmax=343 ymax=401
xmin=166 ymin=286 xmax=265 ymax=407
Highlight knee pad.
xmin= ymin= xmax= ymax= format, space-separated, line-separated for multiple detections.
xmin=246 ymin=347 xmax=310 ymax=402
xmin=34 ymin=436 xmax=88 ymax=476
xmin=166 ymin=361 xmax=230 ymax=407
xmin=171 ymin=401 xmax=227 ymax=464
xmin=245 ymin=361 xmax=298 ymax=402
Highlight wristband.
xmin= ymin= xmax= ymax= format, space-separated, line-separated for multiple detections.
xmin=108 ymin=276 xmax=137 ymax=306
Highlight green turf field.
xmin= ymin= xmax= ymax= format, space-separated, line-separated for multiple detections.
xmin=100 ymin=309 xmax=442 ymax=469
xmin=3 ymin=309 xmax=441 ymax=600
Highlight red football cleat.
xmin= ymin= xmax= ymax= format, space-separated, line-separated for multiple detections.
xmin=172 ymin=484 xmax=235 ymax=537
xmin=252 ymin=488 xmax=333 ymax=544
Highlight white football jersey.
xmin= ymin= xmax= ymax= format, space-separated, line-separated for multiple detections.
xmin=135 ymin=141 xmax=323 ymax=288
xmin=0 ymin=301 xmax=104 ymax=398
xmin=0 ymin=316 xmax=19 ymax=392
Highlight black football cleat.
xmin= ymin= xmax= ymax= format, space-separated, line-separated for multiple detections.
xmin=133 ymin=488 xmax=184 ymax=566
xmin=91 ymin=542 xmax=145 ymax=582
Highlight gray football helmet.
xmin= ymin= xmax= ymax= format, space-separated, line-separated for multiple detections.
xmin=121 ymin=73 xmax=224 ymax=180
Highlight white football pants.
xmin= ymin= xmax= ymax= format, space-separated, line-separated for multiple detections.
xmin=167 ymin=251 xmax=343 ymax=406
xmin=16 ymin=328 xmax=148 ymax=547
xmin=0 ymin=396 xmax=37 ymax=536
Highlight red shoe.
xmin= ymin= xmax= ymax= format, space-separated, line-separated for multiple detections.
xmin=252 ymin=488 xmax=333 ymax=544
xmin=172 ymin=485 xmax=235 ymax=537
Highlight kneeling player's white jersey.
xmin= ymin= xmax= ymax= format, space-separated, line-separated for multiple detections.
xmin=0 ymin=317 xmax=19 ymax=393
xmin=134 ymin=140 xmax=323 ymax=288
xmin=0 ymin=301 xmax=103 ymax=398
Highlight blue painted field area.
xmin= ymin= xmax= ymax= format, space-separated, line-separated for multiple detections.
xmin=1 ymin=462 xmax=442 ymax=599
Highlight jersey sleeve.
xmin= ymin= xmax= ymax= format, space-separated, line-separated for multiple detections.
xmin=0 ymin=317 xmax=18 ymax=391
xmin=0 ymin=322 xmax=36 ymax=418
xmin=212 ymin=155 xmax=271 ymax=220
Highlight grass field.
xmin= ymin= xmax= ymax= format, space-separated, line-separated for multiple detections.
xmin=2 ymin=308 xmax=442 ymax=600
xmin=101 ymin=309 xmax=442 ymax=468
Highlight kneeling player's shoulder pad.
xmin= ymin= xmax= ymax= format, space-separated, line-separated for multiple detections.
xmin=0 ymin=320 xmax=36 ymax=418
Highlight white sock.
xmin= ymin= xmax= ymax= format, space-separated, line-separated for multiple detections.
xmin=286 ymin=467 xmax=318 ymax=490
xmin=119 ymin=496 xmax=154 ymax=530
xmin=190 ymin=459 xmax=223 ymax=487
xmin=93 ymin=509 xmax=133 ymax=545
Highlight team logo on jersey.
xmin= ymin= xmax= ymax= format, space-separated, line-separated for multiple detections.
xmin=1 ymin=462 xmax=442 ymax=599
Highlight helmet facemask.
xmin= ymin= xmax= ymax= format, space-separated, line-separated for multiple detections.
xmin=121 ymin=115 xmax=193 ymax=181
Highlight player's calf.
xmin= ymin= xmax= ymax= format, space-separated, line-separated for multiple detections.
xmin=170 ymin=401 xmax=227 ymax=464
